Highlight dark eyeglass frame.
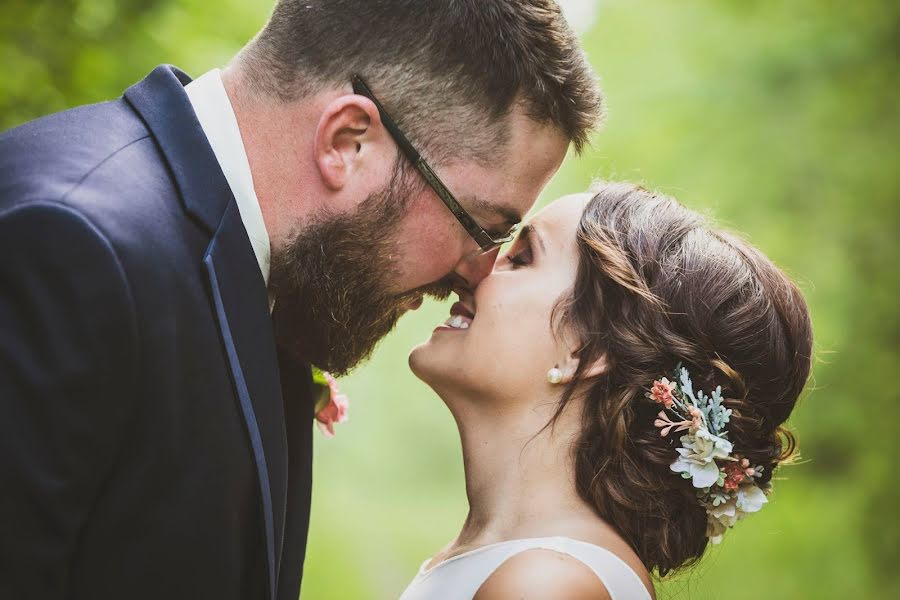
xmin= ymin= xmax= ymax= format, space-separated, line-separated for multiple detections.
xmin=351 ymin=75 xmax=519 ymax=254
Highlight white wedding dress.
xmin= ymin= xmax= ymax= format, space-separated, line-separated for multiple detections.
xmin=398 ymin=536 xmax=652 ymax=600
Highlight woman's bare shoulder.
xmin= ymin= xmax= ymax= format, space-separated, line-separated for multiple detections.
xmin=473 ymin=548 xmax=612 ymax=600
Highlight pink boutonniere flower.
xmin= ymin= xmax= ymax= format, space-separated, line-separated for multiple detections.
xmin=312 ymin=368 xmax=349 ymax=438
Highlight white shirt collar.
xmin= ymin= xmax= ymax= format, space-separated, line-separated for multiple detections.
xmin=184 ymin=69 xmax=272 ymax=290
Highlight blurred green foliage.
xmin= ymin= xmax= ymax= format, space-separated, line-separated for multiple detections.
xmin=2 ymin=0 xmax=898 ymax=598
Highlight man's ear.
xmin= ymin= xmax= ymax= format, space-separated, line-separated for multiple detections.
xmin=557 ymin=349 xmax=609 ymax=385
xmin=313 ymin=95 xmax=382 ymax=191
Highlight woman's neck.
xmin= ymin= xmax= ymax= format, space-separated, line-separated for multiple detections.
xmin=448 ymin=400 xmax=596 ymax=550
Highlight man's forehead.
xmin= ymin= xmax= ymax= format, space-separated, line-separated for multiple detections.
xmin=457 ymin=123 xmax=569 ymax=226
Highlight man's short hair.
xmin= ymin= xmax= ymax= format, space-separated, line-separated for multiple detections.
xmin=238 ymin=0 xmax=603 ymax=164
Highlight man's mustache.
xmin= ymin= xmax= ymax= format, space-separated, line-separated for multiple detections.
xmin=398 ymin=276 xmax=457 ymax=304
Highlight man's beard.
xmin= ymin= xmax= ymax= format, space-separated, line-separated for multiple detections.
xmin=270 ymin=163 xmax=454 ymax=376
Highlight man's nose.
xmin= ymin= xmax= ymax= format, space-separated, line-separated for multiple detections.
xmin=453 ymin=246 xmax=500 ymax=289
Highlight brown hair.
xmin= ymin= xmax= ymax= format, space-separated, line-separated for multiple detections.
xmin=555 ymin=182 xmax=813 ymax=575
xmin=237 ymin=0 xmax=603 ymax=162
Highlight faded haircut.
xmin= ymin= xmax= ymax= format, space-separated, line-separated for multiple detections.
xmin=236 ymin=0 xmax=604 ymax=164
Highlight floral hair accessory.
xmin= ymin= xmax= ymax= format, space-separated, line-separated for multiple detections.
xmin=648 ymin=366 xmax=768 ymax=544
xmin=312 ymin=367 xmax=349 ymax=438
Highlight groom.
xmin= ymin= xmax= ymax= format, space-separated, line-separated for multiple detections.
xmin=0 ymin=1 xmax=601 ymax=599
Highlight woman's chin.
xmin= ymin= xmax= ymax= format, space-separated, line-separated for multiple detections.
xmin=408 ymin=339 xmax=440 ymax=383
xmin=408 ymin=332 xmax=461 ymax=388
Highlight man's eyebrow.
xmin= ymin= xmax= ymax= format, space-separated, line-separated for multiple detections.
xmin=469 ymin=196 xmax=522 ymax=226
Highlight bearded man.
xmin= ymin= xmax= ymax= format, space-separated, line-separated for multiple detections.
xmin=0 ymin=1 xmax=603 ymax=599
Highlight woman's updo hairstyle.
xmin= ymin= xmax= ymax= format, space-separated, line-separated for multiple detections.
xmin=554 ymin=182 xmax=813 ymax=576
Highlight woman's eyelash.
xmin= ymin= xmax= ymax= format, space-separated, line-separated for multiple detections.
xmin=505 ymin=227 xmax=534 ymax=268
xmin=507 ymin=248 xmax=531 ymax=267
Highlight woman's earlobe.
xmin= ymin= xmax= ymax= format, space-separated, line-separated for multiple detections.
xmin=557 ymin=351 xmax=608 ymax=385
xmin=581 ymin=352 xmax=609 ymax=380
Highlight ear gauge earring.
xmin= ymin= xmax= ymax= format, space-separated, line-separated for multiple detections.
xmin=547 ymin=366 xmax=563 ymax=385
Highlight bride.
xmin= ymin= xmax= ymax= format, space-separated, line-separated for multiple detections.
xmin=400 ymin=182 xmax=813 ymax=599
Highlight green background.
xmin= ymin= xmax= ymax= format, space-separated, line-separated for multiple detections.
xmin=3 ymin=0 xmax=898 ymax=597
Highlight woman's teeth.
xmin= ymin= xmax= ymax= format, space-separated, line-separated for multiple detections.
xmin=444 ymin=315 xmax=471 ymax=330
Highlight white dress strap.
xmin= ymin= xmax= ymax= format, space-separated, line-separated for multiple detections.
xmin=398 ymin=536 xmax=652 ymax=600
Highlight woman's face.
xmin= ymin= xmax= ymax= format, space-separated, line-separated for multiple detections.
xmin=409 ymin=193 xmax=592 ymax=409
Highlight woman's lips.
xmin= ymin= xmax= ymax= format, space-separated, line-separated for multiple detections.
xmin=437 ymin=300 xmax=475 ymax=331
xmin=449 ymin=301 xmax=475 ymax=319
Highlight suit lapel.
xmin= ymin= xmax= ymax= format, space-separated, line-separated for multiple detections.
xmin=124 ymin=65 xmax=228 ymax=234
xmin=275 ymin=344 xmax=316 ymax=599
xmin=125 ymin=65 xmax=288 ymax=600
xmin=204 ymin=202 xmax=287 ymax=600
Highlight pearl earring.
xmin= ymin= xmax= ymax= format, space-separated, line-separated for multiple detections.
xmin=547 ymin=367 xmax=563 ymax=385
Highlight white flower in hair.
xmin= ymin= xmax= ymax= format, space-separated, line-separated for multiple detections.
xmin=706 ymin=484 xmax=768 ymax=543
xmin=670 ymin=428 xmax=733 ymax=488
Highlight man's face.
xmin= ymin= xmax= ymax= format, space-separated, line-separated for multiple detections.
xmin=387 ymin=111 xmax=570 ymax=299
xmin=271 ymin=111 xmax=569 ymax=375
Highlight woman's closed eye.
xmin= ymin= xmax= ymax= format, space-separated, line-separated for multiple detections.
xmin=506 ymin=247 xmax=532 ymax=268
xmin=497 ymin=223 xmax=540 ymax=270
xmin=505 ymin=229 xmax=534 ymax=268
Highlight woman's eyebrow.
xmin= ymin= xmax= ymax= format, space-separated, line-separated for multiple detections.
xmin=520 ymin=223 xmax=547 ymax=253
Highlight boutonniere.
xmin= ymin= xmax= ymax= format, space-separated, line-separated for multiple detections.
xmin=311 ymin=367 xmax=349 ymax=438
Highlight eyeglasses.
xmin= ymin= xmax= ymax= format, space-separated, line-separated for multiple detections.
xmin=351 ymin=75 xmax=519 ymax=254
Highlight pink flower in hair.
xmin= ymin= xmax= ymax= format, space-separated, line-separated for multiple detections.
xmin=723 ymin=456 xmax=760 ymax=492
xmin=646 ymin=378 xmax=677 ymax=408
xmin=688 ymin=406 xmax=703 ymax=430
xmin=654 ymin=410 xmax=692 ymax=437
xmin=738 ymin=457 xmax=755 ymax=475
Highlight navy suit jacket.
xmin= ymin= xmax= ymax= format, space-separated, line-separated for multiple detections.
xmin=0 ymin=66 xmax=315 ymax=600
